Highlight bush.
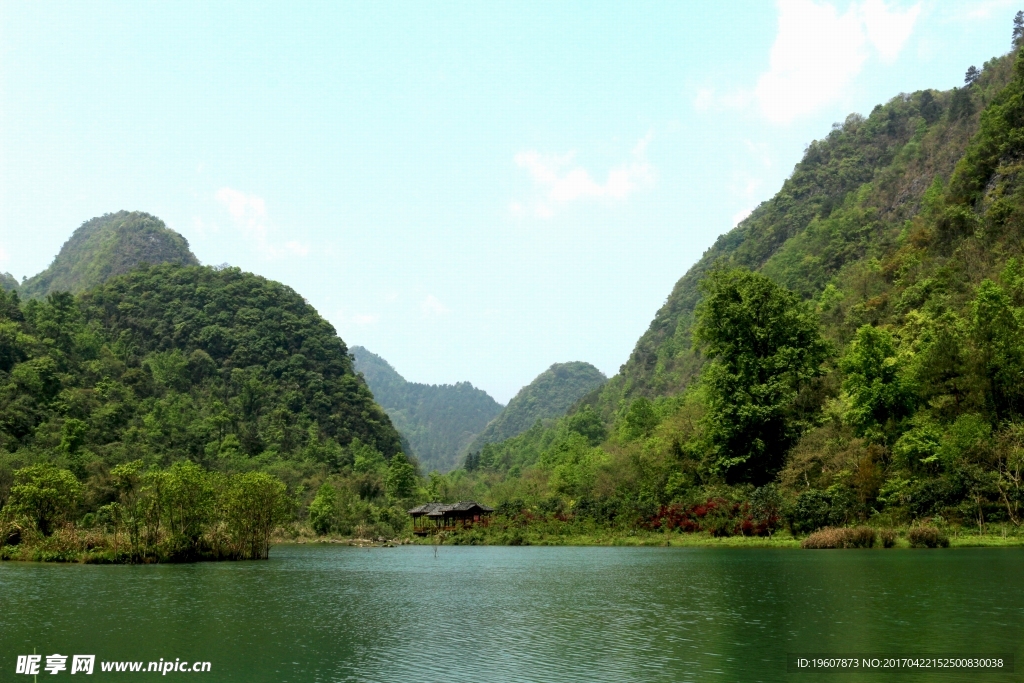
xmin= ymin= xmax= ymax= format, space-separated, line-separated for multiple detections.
xmin=8 ymin=464 xmax=81 ymax=536
xmin=880 ymin=529 xmax=897 ymax=548
xmin=308 ymin=483 xmax=337 ymax=536
xmin=788 ymin=489 xmax=832 ymax=534
xmin=907 ymin=525 xmax=949 ymax=548
xmin=801 ymin=526 xmax=876 ymax=549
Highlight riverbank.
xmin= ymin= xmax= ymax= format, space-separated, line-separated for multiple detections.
xmin=401 ymin=525 xmax=1024 ymax=549
xmin=6 ymin=526 xmax=1024 ymax=563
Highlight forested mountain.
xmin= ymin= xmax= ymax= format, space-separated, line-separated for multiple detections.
xmin=467 ymin=362 xmax=606 ymax=454
xmin=0 ymin=274 xmax=17 ymax=292
xmin=588 ymin=58 xmax=1015 ymax=416
xmin=431 ymin=35 xmax=1024 ymax=537
xmin=0 ymin=228 xmax=419 ymax=555
xmin=18 ymin=211 xmax=199 ymax=299
xmin=0 ymin=264 xmax=401 ymax=467
xmin=351 ymin=346 xmax=502 ymax=473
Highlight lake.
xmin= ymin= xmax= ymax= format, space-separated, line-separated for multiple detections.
xmin=1 ymin=545 xmax=1021 ymax=682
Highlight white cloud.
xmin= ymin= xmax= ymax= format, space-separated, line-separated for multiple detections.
xmin=510 ymin=132 xmax=656 ymax=219
xmin=698 ymin=1 xmax=920 ymax=124
xmin=214 ymin=187 xmax=310 ymax=259
xmin=421 ymin=294 xmax=450 ymax=318
xmin=861 ymin=0 xmax=920 ymax=61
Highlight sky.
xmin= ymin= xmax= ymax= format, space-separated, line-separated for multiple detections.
xmin=0 ymin=1 xmax=1019 ymax=403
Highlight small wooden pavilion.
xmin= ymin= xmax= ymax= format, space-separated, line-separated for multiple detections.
xmin=408 ymin=501 xmax=494 ymax=536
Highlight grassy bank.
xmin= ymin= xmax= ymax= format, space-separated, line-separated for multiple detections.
xmin=401 ymin=522 xmax=1024 ymax=549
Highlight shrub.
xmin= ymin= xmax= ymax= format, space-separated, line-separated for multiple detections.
xmin=907 ymin=525 xmax=949 ymax=548
xmin=788 ymin=489 xmax=832 ymax=534
xmin=8 ymin=464 xmax=81 ymax=536
xmin=801 ymin=526 xmax=876 ymax=549
xmin=308 ymin=483 xmax=337 ymax=536
xmin=880 ymin=529 xmax=897 ymax=548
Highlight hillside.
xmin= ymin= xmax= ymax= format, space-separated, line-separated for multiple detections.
xmin=18 ymin=211 xmax=199 ymax=298
xmin=467 ymin=362 xmax=606 ymax=453
xmin=428 ymin=41 xmax=1024 ymax=537
xmin=351 ymin=346 xmax=502 ymax=472
xmin=0 ymin=263 xmax=402 ymax=470
xmin=0 ymin=273 xmax=17 ymax=292
xmin=585 ymin=53 xmax=1016 ymax=417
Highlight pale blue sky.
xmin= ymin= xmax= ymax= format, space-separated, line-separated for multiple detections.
xmin=0 ymin=1 xmax=1017 ymax=402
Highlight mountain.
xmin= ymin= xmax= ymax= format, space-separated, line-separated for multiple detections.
xmin=0 ymin=273 xmax=17 ymax=292
xmin=443 ymin=41 xmax=1024 ymax=534
xmin=586 ymin=54 xmax=1017 ymax=418
xmin=351 ymin=346 xmax=502 ymax=472
xmin=468 ymin=361 xmax=606 ymax=453
xmin=18 ymin=211 xmax=199 ymax=299
xmin=0 ymin=262 xmax=403 ymax=470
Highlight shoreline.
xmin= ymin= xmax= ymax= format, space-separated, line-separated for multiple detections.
xmin=275 ymin=528 xmax=1024 ymax=550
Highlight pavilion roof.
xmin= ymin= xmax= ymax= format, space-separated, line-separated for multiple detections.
xmin=408 ymin=501 xmax=494 ymax=517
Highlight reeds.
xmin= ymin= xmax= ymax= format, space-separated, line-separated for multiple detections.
xmin=801 ymin=526 xmax=877 ymax=549
xmin=907 ymin=525 xmax=950 ymax=548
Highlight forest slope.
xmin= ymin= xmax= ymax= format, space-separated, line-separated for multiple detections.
xmin=18 ymin=211 xmax=199 ymax=299
xmin=587 ymin=55 xmax=1016 ymax=416
xmin=468 ymin=362 xmax=606 ymax=453
xmin=0 ymin=264 xmax=402 ymax=471
xmin=352 ymin=346 xmax=502 ymax=473
xmin=429 ymin=40 xmax=1024 ymax=540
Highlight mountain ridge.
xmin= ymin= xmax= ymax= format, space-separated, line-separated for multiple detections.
xmin=351 ymin=346 xmax=502 ymax=472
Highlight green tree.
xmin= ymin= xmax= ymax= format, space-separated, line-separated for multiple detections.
xmin=620 ymin=397 xmax=658 ymax=441
xmin=841 ymin=325 xmax=915 ymax=440
xmin=7 ymin=464 xmax=81 ymax=536
xmin=222 ymin=471 xmax=288 ymax=559
xmin=308 ymin=482 xmax=337 ymax=535
xmin=565 ymin=405 xmax=607 ymax=446
xmin=971 ymin=280 xmax=1024 ymax=421
xmin=385 ymin=454 xmax=418 ymax=499
xmin=694 ymin=268 xmax=830 ymax=484
xmin=160 ymin=460 xmax=216 ymax=555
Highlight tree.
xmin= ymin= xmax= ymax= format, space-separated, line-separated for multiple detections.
xmin=971 ymin=280 xmax=1024 ymax=421
xmin=7 ymin=464 xmax=81 ymax=536
xmin=840 ymin=325 xmax=915 ymax=440
xmin=1014 ymin=10 xmax=1024 ymax=48
xmin=694 ymin=268 xmax=830 ymax=485
xmin=308 ymin=482 xmax=337 ymax=535
xmin=565 ymin=405 xmax=607 ymax=446
xmin=948 ymin=87 xmax=975 ymax=122
xmin=160 ymin=460 xmax=216 ymax=556
xmin=222 ymin=472 xmax=288 ymax=559
xmin=385 ymin=454 xmax=417 ymax=499
xmin=919 ymin=90 xmax=941 ymax=123
xmin=965 ymin=65 xmax=981 ymax=86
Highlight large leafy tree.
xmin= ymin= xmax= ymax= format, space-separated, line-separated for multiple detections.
xmin=694 ymin=268 xmax=829 ymax=485
xmin=841 ymin=325 xmax=915 ymax=441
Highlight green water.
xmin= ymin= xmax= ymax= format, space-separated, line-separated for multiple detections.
xmin=1 ymin=545 xmax=1022 ymax=682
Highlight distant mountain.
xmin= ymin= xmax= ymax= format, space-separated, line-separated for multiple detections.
xmin=351 ymin=346 xmax=503 ymax=472
xmin=0 ymin=273 xmax=17 ymax=292
xmin=468 ymin=361 xmax=606 ymax=453
xmin=19 ymin=211 xmax=199 ymax=298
